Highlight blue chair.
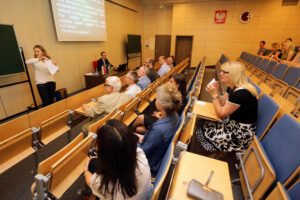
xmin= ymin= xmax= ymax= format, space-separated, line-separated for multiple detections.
xmin=281 ymin=67 xmax=300 ymax=86
xmin=237 ymin=114 xmax=300 ymax=199
xmin=256 ymin=94 xmax=280 ymax=139
xmin=245 ymin=53 xmax=251 ymax=62
xmin=254 ymin=57 xmax=263 ymax=68
xmin=288 ymin=180 xmax=300 ymax=200
xmin=148 ymin=142 xmax=174 ymax=200
xmin=296 ymin=80 xmax=300 ymax=90
xmin=265 ymin=60 xmax=278 ymax=74
xmin=261 ymin=114 xmax=300 ymax=190
xmin=272 ymin=63 xmax=288 ymax=79
xmin=252 ymin=83 xmax=262 ymax=97
xmin=250 ymin=55 xmax=258 ymax=65
xmin=258 ymin=58 xmax=270 ymax=71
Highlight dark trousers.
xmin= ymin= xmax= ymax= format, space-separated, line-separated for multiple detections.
xmin=37 ymin=82 xmax=56 ymax=107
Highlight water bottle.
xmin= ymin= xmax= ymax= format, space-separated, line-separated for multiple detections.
xmin=95 ymin=67 xmax=98 ymax=75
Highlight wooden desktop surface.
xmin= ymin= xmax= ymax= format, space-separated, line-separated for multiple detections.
xmin=75 ymin=102 xmax=97 ymax=115
xmin=192 ymin=100 xmax=221 ymax=121
xmin=84 ymin=69 xmax=129 ymax=89
xmin=168 ymin=152 xmax=233 ymax=200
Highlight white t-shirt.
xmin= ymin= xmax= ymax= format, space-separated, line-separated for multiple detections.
xmin=26 ymin=58 xmax=55 ymax=84
xmin=90 ymin=148 xmax=152 ymax=200
xmin=125 ymin=84 xmax=141 ymax=98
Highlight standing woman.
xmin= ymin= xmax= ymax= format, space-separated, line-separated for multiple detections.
xmin=26 ymin=45 xmax=56 ymax=107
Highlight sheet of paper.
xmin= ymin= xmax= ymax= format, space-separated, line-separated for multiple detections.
xmin=45 ymin=60 xmax=59 ymax=75
xmin=197 ymin=101 xmax=206 ymax=105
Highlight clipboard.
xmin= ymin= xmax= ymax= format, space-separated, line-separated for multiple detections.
xmin=192 ymin=101 xmax=221 ymax=121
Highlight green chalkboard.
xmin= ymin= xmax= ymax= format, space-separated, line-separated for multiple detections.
xmin=127 ymin=34 xmax=141 ymax=54
xmin=0 ymin=24 xmax=25 ymax=76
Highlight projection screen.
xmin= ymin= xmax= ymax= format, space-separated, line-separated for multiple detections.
xmin=50 ymin=0 xmax=107 ymax=41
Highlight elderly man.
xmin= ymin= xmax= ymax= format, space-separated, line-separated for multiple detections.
xmin=137 ymin=66 xmax=151 ymax=90
xmin=81 ymin=76 xmax=129 ymax=133
xmin=167 ymin=57 xmax=174 ymax=69
xmin=124 ymin=70 xmax=141 ymax=98
xmin=157 ymin=56 xmax=170 ymax=77
xmin=145 ymin=58 xmax=159 ymax=82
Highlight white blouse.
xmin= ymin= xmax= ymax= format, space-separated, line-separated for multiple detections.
xmin=90 ymin=148 xmax=152 ymax=200
xmin=125 ymin=84 xmax=141 ymax=99
xmin=26 ymin=58 xmax=55 ymax=84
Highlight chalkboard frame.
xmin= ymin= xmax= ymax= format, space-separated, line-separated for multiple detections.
xmin=127 ymin=34 xmax=141 ymax=55
xmin=0 ymin=24 xmax=26 ymax=77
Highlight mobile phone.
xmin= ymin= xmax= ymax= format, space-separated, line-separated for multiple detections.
xmin=187 ymin=179 xmax=223 ymax=200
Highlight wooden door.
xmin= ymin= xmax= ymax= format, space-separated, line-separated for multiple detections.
xmin=175 ymin=36 xmax=193 ymax=67
xmin=155 ymin=35 xmax=171 ymax=60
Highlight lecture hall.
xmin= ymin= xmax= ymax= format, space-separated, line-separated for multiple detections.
xmin=0 ymin=0 xmax=299 ymax=200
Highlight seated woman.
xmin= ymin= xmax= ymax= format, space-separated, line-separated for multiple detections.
xmin=138 ymin=84 xmax=181 ymax=177
xmin=84 ymin=119 xmax=152 ymax=200
xmin=281 ymin=46 xmax=300 ymax=67
xmin=132 ymin=73 xmax=187 ymax=134
xmin=195 ymin=61 xmax=258 ymax=154
xmin=279 ymin=40 xmax=295 ymax=62
xmin=267 ymin=42 xmax=281 ymax=59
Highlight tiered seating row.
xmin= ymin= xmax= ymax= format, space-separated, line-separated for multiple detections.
xmin=30 ymin=58 xmax=190 ymax=199
xmin=238 ymin=51 xmax=300 ymax=123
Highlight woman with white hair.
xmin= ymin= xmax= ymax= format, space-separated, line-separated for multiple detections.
xmin=138 ymin=84 xmax=181 ymax=177
xmin=81 ymin=76 xmax=129 ymax=133
xmin=195 ymin=61 xmax=258 ymax=155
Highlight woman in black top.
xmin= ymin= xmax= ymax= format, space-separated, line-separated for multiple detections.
xmin=195 ymin=61 xmax=258 ymax=152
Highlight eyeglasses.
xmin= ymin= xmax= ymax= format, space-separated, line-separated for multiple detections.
xmin=220 ymin=70 xmax=229 ymax=74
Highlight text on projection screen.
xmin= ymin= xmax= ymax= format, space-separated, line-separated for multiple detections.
xmin=51 ymin=0 xmax=107 ymax=41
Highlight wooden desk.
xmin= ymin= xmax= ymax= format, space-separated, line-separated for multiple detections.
xmin=168 ymin=152 xmax=233 ymax=200
xmin=192 ymin=100 xmax=221 ymax=121
xmin=74 ymin=102 xmax=97 ymax=115
xmin=84 ymin=70 xmax=129 ymax=89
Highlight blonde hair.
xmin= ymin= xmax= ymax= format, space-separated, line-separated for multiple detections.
xmin=281 ymin=40 xmax=294 ymax=60
xmin=33 ymin=45 xmax=51 ymax=59
xmin=221 ymin=62 xmax=258 ymax=97
xmin=271 ymin=43 xmax=280 ymax=51
xmin=156 ymin=84 xmax=182 ymax=114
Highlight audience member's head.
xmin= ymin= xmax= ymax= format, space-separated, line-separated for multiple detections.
xmin=156 ymin=84 xmax=182 ymax=115
xmin=33 ymin=45 xmax=51 ymax=59
xmin=259 ymin=41 xmax=265 ymax=48
xmin=286 ymin=38 xmax=292 ymax=42
xmin=105 ymin=76 xmax=122 ymax=94
xmin=101 ymin=51 xmax=107 ymax=59
xmin=124 ymin=71 xmax=138 ymax=86
xmin=169 ymin=73 xmax=187 ymax=98
xmin=96 ymin=119 xmax=138 ymax=199
xmin=158 ymin=56 xmax=166 ymax=64
xmin=271 ymin=43 xmax=280 ymax=52
xmin=144 ymin=58 xmax=154 ymax=69
xmin=220 ymin=62 xmax=257 ymax=97
xmin=167 ymin=57 xmax=173 ymax=65
xmin=137 ymin=66 xmax=149 ymax=78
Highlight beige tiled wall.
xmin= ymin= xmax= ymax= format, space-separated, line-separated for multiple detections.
xmin=143 ymin=4 xmax=173 ymax=61
xmin=170 ymin=0 xmax=300 ymax=66
xmin=0 ymin=0 xmax=143 ymax=118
